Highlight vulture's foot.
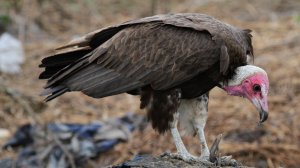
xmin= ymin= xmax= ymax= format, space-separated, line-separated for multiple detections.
xmin=161 ymin=152 xmax=213 ymax=165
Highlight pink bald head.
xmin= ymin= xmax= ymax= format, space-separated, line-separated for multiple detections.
xmin=222 ymin=66 xmax=269 ymax=123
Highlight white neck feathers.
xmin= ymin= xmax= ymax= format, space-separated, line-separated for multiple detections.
xmin=223 ymin=65 xmax=267 ymax=86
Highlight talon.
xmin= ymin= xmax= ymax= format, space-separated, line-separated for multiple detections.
xmin=196 ymin=157 xmax=214 ymax=166
xmin=199 ymin=156 xmax=213 ymax=165
xmin=200 ymin=155 xmax=210 ymax=160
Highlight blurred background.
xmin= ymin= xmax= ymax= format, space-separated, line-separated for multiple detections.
xmin=0 ymin=0 xmax=299 ymax=167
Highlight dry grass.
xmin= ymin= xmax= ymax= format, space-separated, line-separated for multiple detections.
xmin=0 ymin=0 xmax=300 ymax=167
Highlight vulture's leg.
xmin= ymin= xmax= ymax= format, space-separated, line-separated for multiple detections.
xmin=170 ymin=113 xmax=191 ymax=156
xmin=191 ymin=93 xmax=238 ymax=166
xmin=193 ymin=93 xmax=210 ymax=158
xmin=168 ymin=112 xmax=199 ymax=161
xmin=175 ymin=93 xmax=212 ymax=164
xmin=165 ymin=112 xmax=212 ymax=165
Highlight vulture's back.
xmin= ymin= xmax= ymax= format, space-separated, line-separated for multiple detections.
xmin=39 ymin=13 xmax=253 ymax=101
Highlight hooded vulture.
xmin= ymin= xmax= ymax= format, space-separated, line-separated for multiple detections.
xmin=39 ymin=13 xmax=269 ymax=163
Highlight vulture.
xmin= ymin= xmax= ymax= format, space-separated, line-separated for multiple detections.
xmin=39 ymin=13 xmax=269 ymax=163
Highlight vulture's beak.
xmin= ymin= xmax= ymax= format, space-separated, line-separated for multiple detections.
xmin=251 ymin=97 xmax=268 ymax=123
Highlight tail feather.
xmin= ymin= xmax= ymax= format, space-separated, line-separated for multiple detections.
xmin=43 ymin=65 xmax=145 ymax=101
xmin=39 ymin=47 xmax=92 ymax=80
xmin=44 ymin=86 xmax=69 ymax=102
xmin=39 ymin=66 xmax=66 ymax=79
xmin=40 ymin=85 xmax=66 ymax=96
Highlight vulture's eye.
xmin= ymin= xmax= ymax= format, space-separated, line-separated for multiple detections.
xmin=253 ymin=84 xmax=261 ymax=92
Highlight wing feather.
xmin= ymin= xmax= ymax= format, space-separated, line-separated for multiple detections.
xmin=61 ymin=64 xmax=145 ymax=98
xmin=40 ymin=13 xmax=252 ymax=100
xmin=89 ymin=24 xmax=220 ymax=90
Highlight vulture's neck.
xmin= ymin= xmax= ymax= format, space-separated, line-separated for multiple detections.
xmin=220 ymin=65 xmax=267 ymax=88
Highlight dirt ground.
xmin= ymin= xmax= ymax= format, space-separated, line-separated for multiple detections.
xmin=0 ymin=0 xmax=300 ymax=167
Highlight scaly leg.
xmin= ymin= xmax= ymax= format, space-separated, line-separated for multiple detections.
xmin=193 ymin=94 xmax=210 ymax=158
xmin=163 ymin=112 xmax=212 ymax=165
xmin=170 ymin=112 xmax=196 ymax=160
xmin=193 ymin=94 xmax=237 ymax=166
xmin=195 ymin=121 xmax=210 ymax=158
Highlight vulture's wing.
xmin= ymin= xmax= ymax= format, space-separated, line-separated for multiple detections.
xmin=40 ymin=13 xmax=252 ymax=101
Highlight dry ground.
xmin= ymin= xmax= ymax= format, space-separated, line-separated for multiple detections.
xmin=0 ymin=0 xmax=300 ymax=167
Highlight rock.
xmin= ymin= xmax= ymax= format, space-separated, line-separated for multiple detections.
xmin=110 ymin=154 xmax=249 ymax=168
xmin=112 ymin=155 xmax=206 ymax=168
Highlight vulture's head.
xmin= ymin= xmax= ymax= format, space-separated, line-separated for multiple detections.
xmin=221 ymin=65 xmax=269 ymax=123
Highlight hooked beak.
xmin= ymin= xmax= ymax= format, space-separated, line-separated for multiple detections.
xmin=251 ymin=97 xmax=269 ymax=123
xmin=259 ymin=109 xmax=268 ymax=123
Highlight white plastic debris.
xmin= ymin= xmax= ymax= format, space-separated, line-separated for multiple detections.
xmin=0 ymin=33 xmax=24 ymax=74
xmin=0 ymin=128 xmax=10 ymax=139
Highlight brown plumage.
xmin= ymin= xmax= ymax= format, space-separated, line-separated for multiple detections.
xmin=39 ymin=13 xmax=253 ymax=133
